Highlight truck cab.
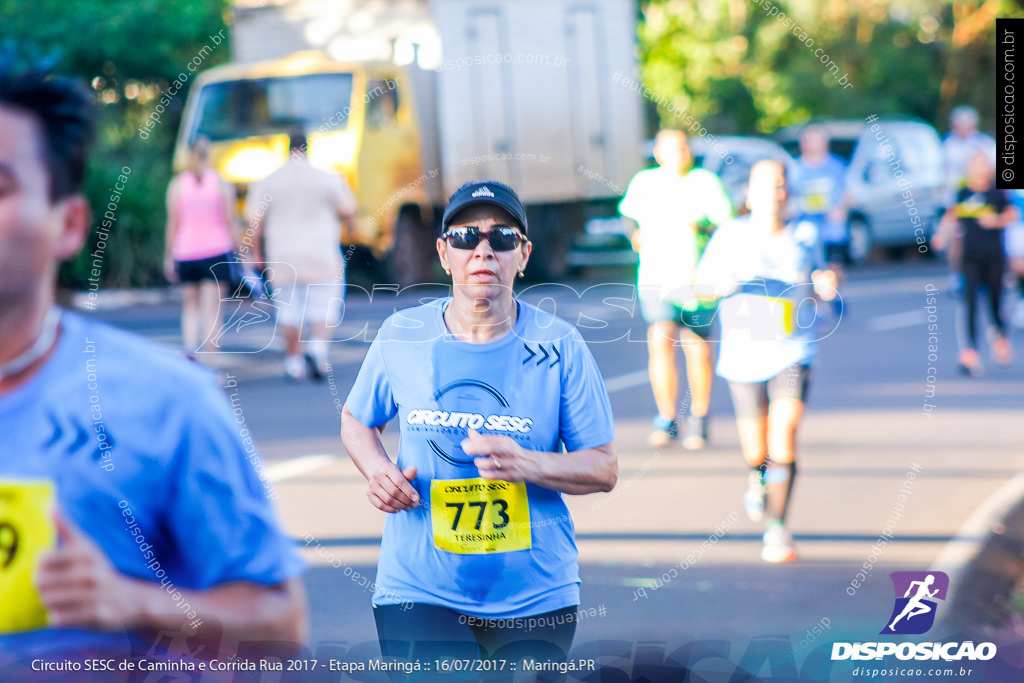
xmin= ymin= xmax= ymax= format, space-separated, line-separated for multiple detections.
xmin=174 ymin=51 xmax=440 ymax=283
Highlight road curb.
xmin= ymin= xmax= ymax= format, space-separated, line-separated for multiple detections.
xmin=931 ymin=470 xmax=1024 ymax=582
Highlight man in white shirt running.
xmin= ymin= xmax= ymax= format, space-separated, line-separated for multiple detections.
xmin=619 ymin=130 xmax=733 ymax=449
xmin=245 ymin=133 xmax=358 ymax=380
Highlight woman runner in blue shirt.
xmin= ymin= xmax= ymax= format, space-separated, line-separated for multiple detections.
xmin=342 ymin=181 xmax=616 ymax=678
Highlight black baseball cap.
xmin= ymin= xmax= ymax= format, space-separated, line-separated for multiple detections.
xmin=442 ymin=180 xmax=528 ymax=233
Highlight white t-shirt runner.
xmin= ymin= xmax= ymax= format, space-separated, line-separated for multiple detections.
xmin=695 ymin=217 xmax=838 ymax=383
xmin=245 ymin=159 xmax=357 ymax=284
xmin=618 ymin=166 xmax=732 ymax=307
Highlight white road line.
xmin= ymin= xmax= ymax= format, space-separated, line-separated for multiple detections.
xmin=842 ymin=277 xmax=943 ymax=299
xmin=865 ymin=309 xmax=926 ymax=332
xmin=930 ymin=470 xmax=1024 ymax=577
xmin=604 ymin=369 xmax=649 ymax=394
xmin=266 ymin=454 xmax=337 ymax=483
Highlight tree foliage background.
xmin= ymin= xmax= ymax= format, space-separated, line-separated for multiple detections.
xmin=1 ymin=0 xmax=229 ymax=288
xmin=1 ymin=0 xmax=1020 ymax=285
xmin=638 ymin=0 xmax=1023 ymax=136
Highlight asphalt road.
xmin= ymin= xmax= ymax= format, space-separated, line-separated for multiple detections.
xmin=82 ymin=260 xmax=1024 ymax=682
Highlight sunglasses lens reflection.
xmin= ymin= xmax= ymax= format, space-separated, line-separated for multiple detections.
xmin=445 ymin=228 xmax=523 ymax=251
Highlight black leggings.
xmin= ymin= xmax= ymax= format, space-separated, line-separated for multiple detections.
xmin=727 ymin=364 xmax=812 ymax=419
xmin=373 ymin=603 xmax=577 ymax=682
xmin=961 ymin=252 xmax=1007 ymax=349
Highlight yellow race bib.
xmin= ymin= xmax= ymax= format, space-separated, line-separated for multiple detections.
xmin=801 ymin=192 xmax=829 ymax=213
xmin=767 ymin=297 xmax=796 ymax=336
xmin=430 ymin=478 xmax=531 ymax=554
xmin=0 ymin=479 xmax=55 ymax=633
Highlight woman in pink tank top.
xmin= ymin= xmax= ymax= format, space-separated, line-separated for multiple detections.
xmin=164 ymin=136 xmax=239 ymax=361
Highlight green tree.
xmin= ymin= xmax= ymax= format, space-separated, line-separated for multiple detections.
xmin=638 ymin=0 xmax=1022 ymax=136
xmin=1 ymin=0 xmax=230 ymax=287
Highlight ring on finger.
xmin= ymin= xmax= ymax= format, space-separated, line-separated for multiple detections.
xmin=492 ymin=457 xmax=502 ymax=470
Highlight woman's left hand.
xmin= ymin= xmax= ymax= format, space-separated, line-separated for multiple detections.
xmin=811 ymin=268 xmax=839 ymax=301
xmin=462 ymin=429 xmax=537 ymax=483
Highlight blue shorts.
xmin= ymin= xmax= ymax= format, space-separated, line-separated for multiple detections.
xmin=639 ymin=297 xmax=716 ymax=339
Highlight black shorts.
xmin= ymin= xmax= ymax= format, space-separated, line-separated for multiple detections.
xmin=175 ymin=252 xmax=233 ymax=284
xmin=373 ymin=603 xmax=576 ymax=681
xmin=640 ymin=297 xmax=716 ymax=340
xmin=824 ymin=242 xmax=848 ymax=265
xmin=728 ymin=364 xmax=812 ymax=419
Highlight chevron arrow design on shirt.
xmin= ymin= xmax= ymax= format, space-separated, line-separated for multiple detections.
xmin=522 ymin=343 xmax=561 ymax=367
xmin=45 ymin=411 xmax=117 ymax=464
xmin=522 ymin=343 xmax=536 ymax=364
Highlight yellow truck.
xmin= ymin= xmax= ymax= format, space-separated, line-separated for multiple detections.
xmin=174 ymin=0 xmax=644 ymax=283
xmin=174 ymin=51 xmax=439 ymax=282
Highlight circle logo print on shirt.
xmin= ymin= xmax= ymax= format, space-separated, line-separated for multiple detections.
xmin=405 ymin=380 xmax=532 ymax=467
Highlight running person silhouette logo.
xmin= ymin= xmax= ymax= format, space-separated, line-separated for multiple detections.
xmin=202 ymin=263 xmax=296 ymax=353
xmin=881 ymin=571 xmax=949 ymax=635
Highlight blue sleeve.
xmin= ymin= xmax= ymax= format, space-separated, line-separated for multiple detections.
xmin=166 ymin=379 xmax=305 ymax=589
xmin=558 ymin=330 xmax=615 ymax=452
xmin=345 ymin=335 xmax=398 ymax=428
xmin=1011 ymin=190 xmax=1024 ymax=211
xmin=807 ymin=222 xmax=826 ymax=271
xmin=831 ymin=156 xmax=848 ymax=197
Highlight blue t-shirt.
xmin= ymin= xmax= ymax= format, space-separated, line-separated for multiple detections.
xmin=792 ymin=154 xmax=847 ymax=244
xmin=0 ymin=311 xmax=304 ymax=661
xmin=345 ymin=299 xmax=614 ymax=618
xmin=695 ymin=217 xmax=832 ymax=383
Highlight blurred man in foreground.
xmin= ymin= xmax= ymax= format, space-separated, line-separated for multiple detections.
xmin=0 ymin=54 xmax=306 ymax=669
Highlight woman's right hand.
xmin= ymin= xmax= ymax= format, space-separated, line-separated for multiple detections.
xmin=366 ymin=462 xmax=419 ymax=513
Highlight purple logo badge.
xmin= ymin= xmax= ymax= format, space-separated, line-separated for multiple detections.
xmin=881 ymin=571 xmax=949 ymax=635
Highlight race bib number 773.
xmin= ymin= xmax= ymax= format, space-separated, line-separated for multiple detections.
xmin=0 ymin=480 xmax=56 ymax=633
xmin=431 ymin=478 xmax=531 ymax=554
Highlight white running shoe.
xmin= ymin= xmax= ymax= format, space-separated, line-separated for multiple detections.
xmin=284 ymin=355 xmax=306 ymax=381
xmin=647 ymin=416 xmax=678 ymax=448
xmin=761 ymin=522 xmax=798 ymax=563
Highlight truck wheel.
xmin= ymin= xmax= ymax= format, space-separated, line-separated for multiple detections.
xmin=523 ymin=204 xmax=573 ymax=281
xmin=847 ymin=217 xmax=874 ymax=266
xmin=386 ymin=206 xmax=437 ymax=287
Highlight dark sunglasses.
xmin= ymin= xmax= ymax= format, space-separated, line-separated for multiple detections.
xmin=441 ymin=226 xmax=527 ymax=251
